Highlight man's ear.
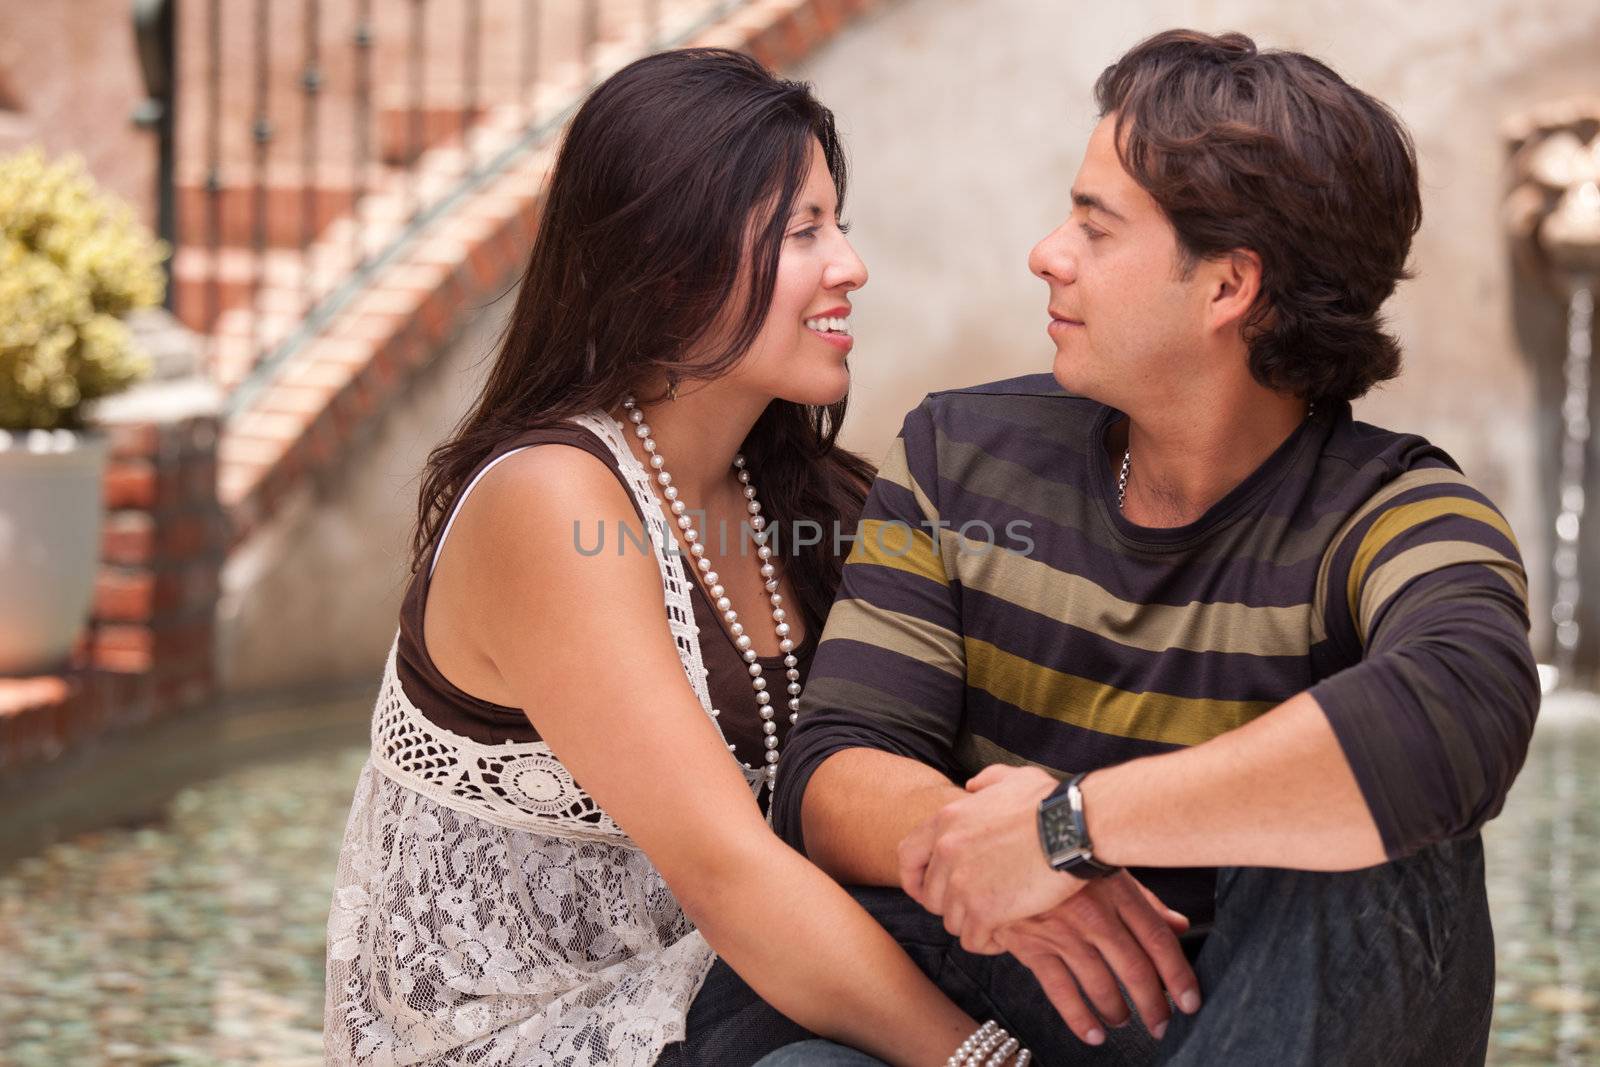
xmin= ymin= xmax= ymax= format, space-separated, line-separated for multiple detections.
xmin=1207 ymin=249 xmax=1263 ymax=334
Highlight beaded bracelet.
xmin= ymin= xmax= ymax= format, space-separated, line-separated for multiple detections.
xmin=946 ymin=1020 xmax=1032 ymax=1067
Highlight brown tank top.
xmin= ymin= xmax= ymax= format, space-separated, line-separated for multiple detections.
xmin=394 ymin=422 xmax=816 ymax=790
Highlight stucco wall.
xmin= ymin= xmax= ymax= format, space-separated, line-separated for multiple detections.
xmin=216 ymin=297 xmax=508 ymax=695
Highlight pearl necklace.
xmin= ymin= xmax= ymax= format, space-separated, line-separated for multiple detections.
xmin=623 ymin=397 xmax=801 ymax=788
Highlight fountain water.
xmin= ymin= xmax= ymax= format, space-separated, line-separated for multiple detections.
xmin=1504 ymin=102 xmax=1600 ymax=1067
xmin=1551 ymin=283 xmax=1594 ymax=682
xmin=1546 ymin=283 xmax=1595 ymax=1067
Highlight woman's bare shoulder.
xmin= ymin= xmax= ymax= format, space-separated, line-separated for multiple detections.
xmin=444 ymin=441 xmax=636 ymax=563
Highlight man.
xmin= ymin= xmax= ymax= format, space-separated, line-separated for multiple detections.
xmin=768 ymin=28 xmax=1538 ymax=1066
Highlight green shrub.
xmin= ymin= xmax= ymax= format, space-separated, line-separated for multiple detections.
xmin=0 ymin=148 xmax=169 ymax=430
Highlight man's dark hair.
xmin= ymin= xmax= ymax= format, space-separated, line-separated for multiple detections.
xmin=1095 ymin=30 xmax=1422 ymax=404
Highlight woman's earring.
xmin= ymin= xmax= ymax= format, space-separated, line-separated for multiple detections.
xmin=667 ymin=375 xmax=679 ymax=402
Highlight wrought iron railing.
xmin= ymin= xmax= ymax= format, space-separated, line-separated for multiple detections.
xmin=150 ymin=1 xmax=753 ymax=415
xmin=133 ymin=0 xmax=178 ymax=308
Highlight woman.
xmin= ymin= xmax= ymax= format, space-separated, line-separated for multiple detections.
xmin=323 ymin=49 xmax=1031 ymax=1067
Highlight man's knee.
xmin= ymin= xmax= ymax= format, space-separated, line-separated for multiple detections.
xmin=1176 ymin=836 xmax=1494 ymax=1063
xmin=1214 ymin=834 xmax=1489 ymax=979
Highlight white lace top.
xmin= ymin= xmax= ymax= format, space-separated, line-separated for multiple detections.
xmin=324 ymin=412 xmax=763 ymax=1066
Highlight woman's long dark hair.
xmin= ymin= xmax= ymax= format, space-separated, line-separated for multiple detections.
xmin=413 ymin=48 xmax=874 ymax=636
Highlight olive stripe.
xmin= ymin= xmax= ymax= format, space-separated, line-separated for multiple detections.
xmin=876 ymin=436 xmax=941 ymax=525
xmin=1311 ymin=467 xmax=1473 ymax=643
xmin=1345 ymin=498 xmax=1519 ymax=632
xmin=952 ymin=533 xmax=1313 ymax=657
xmin=965 ymin=637 xmax=1277 ymax=746
xmin=850 ymin=518 xmax=948 ymax=587
xmin=1358 ymin=540 xmax=1528 ymax=640
xmin=820 ymin=598 xmax=966 ymax=679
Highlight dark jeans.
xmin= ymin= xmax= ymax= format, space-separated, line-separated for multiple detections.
xmin=658 ymin=835 xmax=1495 ymax=1066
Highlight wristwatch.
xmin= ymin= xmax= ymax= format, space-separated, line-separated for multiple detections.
xmin=1037 ymin=772 xmax=1119 ymax=878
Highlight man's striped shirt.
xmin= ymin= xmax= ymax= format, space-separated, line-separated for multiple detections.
xmin=771 ymin=375 xmax=1538 ymax=924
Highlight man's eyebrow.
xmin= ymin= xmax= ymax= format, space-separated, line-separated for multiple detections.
xmin=1072 ymin=191 xmax=1126 ymax=223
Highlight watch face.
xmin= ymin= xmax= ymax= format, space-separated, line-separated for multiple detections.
xmin=1040 ymin=795 xmax=1085 ymax=861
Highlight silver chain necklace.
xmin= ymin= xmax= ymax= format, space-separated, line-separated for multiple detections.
xmin=623 ymin=396 xmax=800 ymax=789
xmin=1115 ymin=448 xmax=1133 ymax=511
xmin=1117 ymin=402 xmax=1315 ymax=514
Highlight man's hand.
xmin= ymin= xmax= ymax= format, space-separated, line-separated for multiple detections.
xmin=995 ymin=873 xmax=1201 ymax=1046
xmin=898 ymin=764 xmax=1082 ymax=950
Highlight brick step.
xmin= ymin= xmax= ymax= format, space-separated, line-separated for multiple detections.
xmin=173 ymin=246 xmax=316 ymax=334
xmin=173 ymin=97 xmax=540 ymax=339
xmin=376 ymin=98 xmax=489 ymax=167
xmin=170 ymin=19 xmax=681 ymax=338
xmin=216 ymin=152 xmax=552 ymax=541
xmin=176 ymin=168 xmax=364 ymax=252
xmin=171 ymin=96 xmax=485 ymax=258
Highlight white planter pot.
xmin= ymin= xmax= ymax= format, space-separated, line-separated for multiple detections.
xmin=0 ymin=429 xmax=109 ymax=675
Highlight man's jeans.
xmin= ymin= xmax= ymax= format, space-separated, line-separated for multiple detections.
xmin=661 ymin=835 xmax=1495 ymax=1066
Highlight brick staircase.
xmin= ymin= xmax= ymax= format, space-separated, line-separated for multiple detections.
xmin=189 ymin=0 xmax=877 ymax=543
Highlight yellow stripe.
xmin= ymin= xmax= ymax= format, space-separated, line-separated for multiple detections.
xmin=819 ymin=598 xmax=965 ymax=679
xmin=850 ymin=518 xmax=948 ymax=586
xmin=965 ymin=637 xmax=1275 ymax=746
xmin=1358 ymin=541 xmax=1528 ymax=640
xmin=1311 ymin=468 xmax=1475 ymax=643
xmin=1346 ymin=498 xmax=1517 ymax=632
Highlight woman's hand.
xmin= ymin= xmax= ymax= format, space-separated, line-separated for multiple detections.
xmin=898 ymin=764 xmax=1084 ymax=952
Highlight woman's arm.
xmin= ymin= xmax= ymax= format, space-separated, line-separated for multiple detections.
xmin=446 ymin=446 xmax=975 ymax=1066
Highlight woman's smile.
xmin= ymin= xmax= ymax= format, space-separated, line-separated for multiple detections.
xmin=804 ymin=306 xmax=854 ymax=351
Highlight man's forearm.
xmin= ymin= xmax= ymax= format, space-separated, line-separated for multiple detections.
xmin=802 ymin=748 xmax=966 ymax=885
xmin=1085 ymin=691 xmax=1388 ymax=871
